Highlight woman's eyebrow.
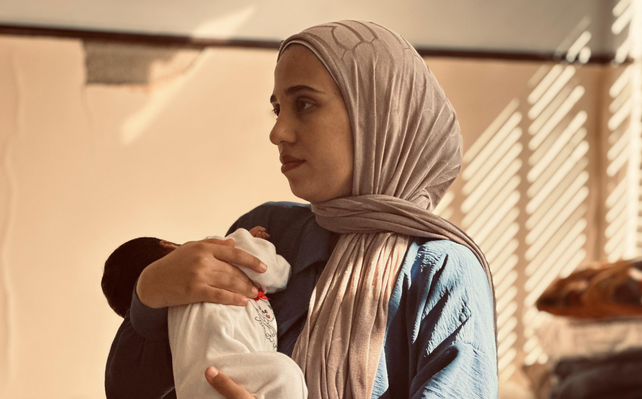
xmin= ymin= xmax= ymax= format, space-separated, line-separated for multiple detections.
xmin=270 ymin=85 xmax=325 ymax=103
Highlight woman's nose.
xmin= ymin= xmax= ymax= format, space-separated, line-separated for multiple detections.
xmin=269 ymin=114 xmax=296 ymax=145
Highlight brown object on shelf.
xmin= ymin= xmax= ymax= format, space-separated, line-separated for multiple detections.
xmin=536 ymin=258 xmax=642 ymax=318
xmin=522 ymin=362 xmax=553 ymax=399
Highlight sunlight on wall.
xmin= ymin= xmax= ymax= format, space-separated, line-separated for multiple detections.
xmin=460 ymin=99 xmax=523 ymax=380
xmin=191 ymin=6 xmax=257 ymax=39
xmin=605 ymin=65 xmax=639 ymax=261
xmin=434 ymin=2 xmax=642 ymax=382
xmin=603 ymin=0 xmax=642 ymax=262
xmin=522 ymin=60 xmax=590 ymax=368
xmin=121 ymin=54 xmax=198 ymax=145
xmin=119 ymin=6 xmax=258 ymax=145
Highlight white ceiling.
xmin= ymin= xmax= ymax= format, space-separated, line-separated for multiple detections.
xmin=0 ymin=0 xmax=619 ymax=54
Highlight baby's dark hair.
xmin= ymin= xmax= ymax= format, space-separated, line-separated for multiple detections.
xmin=101 ymin=237 xmax=172 ymax=318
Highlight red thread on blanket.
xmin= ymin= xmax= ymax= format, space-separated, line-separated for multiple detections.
xmin=253 ymin=290 xmax=268 ymax=301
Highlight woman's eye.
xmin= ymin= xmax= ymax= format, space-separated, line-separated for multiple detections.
xmin=272 ymin=106 xmax=280 ymax=117
xmin=297 ymin=100 xmax=313 ymax=112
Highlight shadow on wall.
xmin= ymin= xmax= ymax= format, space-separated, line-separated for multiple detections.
xmin=433 ymin=0 xmax=642 ymax=389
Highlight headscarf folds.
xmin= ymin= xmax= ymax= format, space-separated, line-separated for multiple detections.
xmin=278 ymin=21 xmax=496 ymax=399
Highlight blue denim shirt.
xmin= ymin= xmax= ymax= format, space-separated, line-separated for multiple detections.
xmin=105 ymin=202 xmax=497 ymax=398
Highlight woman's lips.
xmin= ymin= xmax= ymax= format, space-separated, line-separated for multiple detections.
xmin=280 ymin=154 xmax=305 ymax=174
xmin=281 ymin=160 xmax=305 ymax=173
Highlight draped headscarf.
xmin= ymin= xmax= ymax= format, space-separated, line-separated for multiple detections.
xmin=278 ymin=21 xmax=497 ymax=399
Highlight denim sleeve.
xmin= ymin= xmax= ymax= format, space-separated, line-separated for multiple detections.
xmin=104 ymin=286 xmax=176 ymax=399
xmin=408 ymin=241 xmax=498 ymax=399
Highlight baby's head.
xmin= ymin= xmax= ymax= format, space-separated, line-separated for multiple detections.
xmin=101 ymin=237 xmax=176 ymax=317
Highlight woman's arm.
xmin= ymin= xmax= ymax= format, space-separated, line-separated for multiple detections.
xmin=405 ymin=240 xmax=498 ymax=399
xmin=410 ymin=333 xmax=497 ymax=398
xmin=104 ymin=202 xmax=320 ymax=398
xmin=105 ymin=293 xmax=175 ymax=399
xmin=136 ymin=239 xmax=265 ymax=309
xmin=105 ymin=239 xmax=266 ymax=399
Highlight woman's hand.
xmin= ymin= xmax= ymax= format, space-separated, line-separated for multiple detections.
xmin=136 ymin=238 xmax=266 ymax=308
xmin=205 ymin=367 xmax=255 ymax=399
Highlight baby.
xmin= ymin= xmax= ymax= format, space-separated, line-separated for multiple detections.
xmin=102 ymin=226 xmax=307 ymax=399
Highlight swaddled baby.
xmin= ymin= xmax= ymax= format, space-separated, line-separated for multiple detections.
xmin=101 ymin=227 xmax=307 ymax=399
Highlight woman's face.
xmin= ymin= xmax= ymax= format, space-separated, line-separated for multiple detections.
xmin=270 ymin=44 xmax=353 ymax=203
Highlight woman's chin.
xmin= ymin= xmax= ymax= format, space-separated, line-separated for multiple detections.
xmin=289 ymin=184 xmax=315 ymax=203
xmin=288 ymin=182 xmax=324 ymax=203
xmin=288 ymin=178 xmax=352 ymax=204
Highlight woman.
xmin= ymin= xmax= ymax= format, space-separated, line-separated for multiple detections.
xmin=105 ymin=20 xmax=498 ymax=399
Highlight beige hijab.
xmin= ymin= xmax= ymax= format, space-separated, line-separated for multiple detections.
xmin=279 ymin=21 xmax=496 ymax=399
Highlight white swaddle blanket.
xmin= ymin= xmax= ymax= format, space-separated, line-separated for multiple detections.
xmin=168 ymin=228 xmax=307 ymax=399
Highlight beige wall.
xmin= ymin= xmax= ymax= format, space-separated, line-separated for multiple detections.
xmin=0 ymin=36 xmax=297 ymax=398
xmin=0 ymin=0 xmax=615 ymax=53
xmin=0 ymin=35 xmax=637 ymax=397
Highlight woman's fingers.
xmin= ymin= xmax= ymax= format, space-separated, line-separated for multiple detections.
xmin=205 ymin=367 xmax=255 ymax=399
xmin=201 ymin=237 xmax=236 ymax=247
xmin=135 ymin=237 xmax=266 ymax=308
xmin=198 ymin=286 xmax=250 ymax=306
xmin=208 ymin=244 xmax=267 ymax=274
xmin=206 ymin=269 xmax=258 ymax=299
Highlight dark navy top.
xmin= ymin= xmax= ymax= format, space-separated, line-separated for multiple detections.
xmin=105 ymin=202 xmax=497 ymax=398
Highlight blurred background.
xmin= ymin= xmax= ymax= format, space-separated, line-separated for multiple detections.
xmin=0 ymin=0 xmax=641 ymax=398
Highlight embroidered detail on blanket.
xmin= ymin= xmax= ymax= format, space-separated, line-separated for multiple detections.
xmin=249 ymin=298 xmax=277 ymax=350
